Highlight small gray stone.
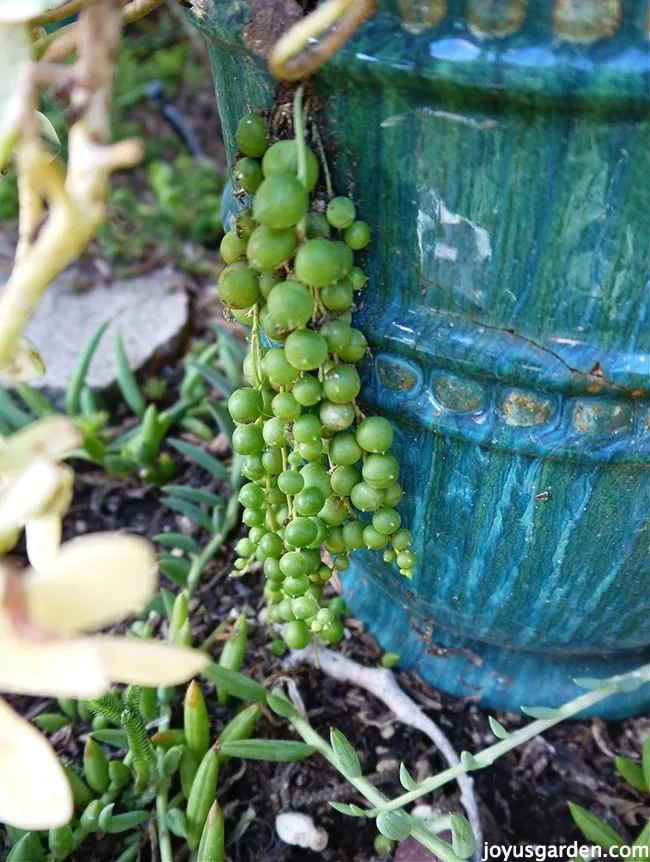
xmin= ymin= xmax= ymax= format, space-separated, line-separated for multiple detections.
xmin=0 ymin=262 xmax=190 ymax=403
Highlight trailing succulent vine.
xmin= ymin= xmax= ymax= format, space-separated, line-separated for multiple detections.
xmin=219 ymin=89 xmax=416 ymax=650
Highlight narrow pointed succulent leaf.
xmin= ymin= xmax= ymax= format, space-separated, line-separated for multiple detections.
xmin=161 ymin=496 xmax=214 ymax=532
xmin=84 ymin=738 xmax=110 ymax=794
xmin=488 ymin=716 xmax=510 ymax=739
xmin=184 ymin=359 xmax=234 ymax=398
xmin=197 ymin=801 xmax=225 ymax=862
xmin=4 ymin=825 xmax=26 ymax=844
xmin=216 ymin=614 xmax=248 ymax=705
xmin=65 ymin=321 xmax=109 ymax=416
xmin=154 ymin=532 xmax=199 ymax=554
xmin=151 ymin=729 xmax=187 ymax=748
xmin=13 ymin=383 xmax=55 ymax=418
xmin=79 ymin=799 xmax=104 ymax=832
xmin=48 ymin=824 xmax=73 ymax=860
xmin=330 ymin=729 xmax=361 ymax=778
xmin=186 ymin=746 xmax=220 ymax=850
xmin=614 ymin=757 xmax=648 ymax=793
xmin=166 ymin=807 xmax=188 ymax=839
xmin=34 ymin=713 xmax=69 ymax=733
xmin=179 ymin=416 xmax=214 ymax=440
xmin=169 ymin=592 xmax=189 ymax=644
xmin=98 ymin=802 xmax=151 ymax=833
xmin=399 ymin=762 xmax=418 ymax=791
xmin=162 ymin=484 xmax=222 ymax=507
xmin=157 ymin=554 xmax=191 ymax=587
xmin=567 ymin=802 xmax=624 ymax=848
xmin=376 ymin=810 xmax=411 ymax=841
xmin=163 ymin=746 xmax=185 ymax=778
xmin=216 ymin=704 xmax=262 ymax=763
xmin=573 ymin=669 xmax=648 ymax=694
xmin=634 ymin=820 xmax=650 ymax=849
xmin=168 ymin=438 xmax=229 ymax=481
xmin=107 ymin=809 xmax=152 ymax=833
xmin=108 ymin=760 xmax=132 ymax=792
xmin=219 ymin=739 xmax=315 ymax=762
xmin=180 ymin=343 xmax=221 ymax=398
xmin=91 ymin=729 xmax=129 ymax=749
xmin=179 ymin=747 xmax=199 ymax=800
xmin=184 ymin=680 xmax=210 ymax=762
xmin=206 ymin=402 xmax=234 ymax=438
xmin=64 ymin=768 xmax=93 ymax=809
xmin=460 ymin=751 xmax=481 ymax=771
xmin=202 ymin=663 xmax=266 ymax=702
xmin=139 ymin=686 xmax=157 ymax=721
xmin=267 ymin=690 xmax=300 ymax=719
xmin=114 ymin=334 xmax=146 ymax=417
xmin=329 ymin=802 xmax=367 ymax=817
xmin=520 ymin=706 xmax=562 ymax=719
xmin=0 ymin=389 xmax=33 ymax=430
xmin=573 ymin=676 xmax=610 ymax=691
xmin=7 ymin=832 xmax=44 ymax=862
xmin=450 ymin=813 xmax=476 ymax=859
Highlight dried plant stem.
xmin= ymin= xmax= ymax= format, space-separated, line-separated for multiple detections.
xmin=268 ymin=0 xmax=376 ymax=81
xmin=0 ymin=0 xmax=142 ymax=372
xmin=30 ymin=0 xmax=87 ymax=27
xmin=40 ymin=0 xmax=165 ymax=61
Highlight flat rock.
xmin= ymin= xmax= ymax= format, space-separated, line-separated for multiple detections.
xmin=0 ymin=255 xmax=190 ymax=402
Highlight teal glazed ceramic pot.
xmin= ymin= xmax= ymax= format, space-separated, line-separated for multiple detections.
xmin=192 ymin=0 xmax=650 ymax=717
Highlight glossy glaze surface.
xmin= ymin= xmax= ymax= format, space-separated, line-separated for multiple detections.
xmin=194 ymin=0 xmax=650 ymax=716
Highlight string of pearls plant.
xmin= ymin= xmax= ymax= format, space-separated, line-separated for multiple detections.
xmin=220 ymin=89 xmax=417 ymax=651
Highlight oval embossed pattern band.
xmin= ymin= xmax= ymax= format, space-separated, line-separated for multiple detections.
xmin=194 ymin=0 xmax=650 ymax=716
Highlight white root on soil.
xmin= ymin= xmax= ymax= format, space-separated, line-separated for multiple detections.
xmin=286 ymin=646 xmax=483 ymax=860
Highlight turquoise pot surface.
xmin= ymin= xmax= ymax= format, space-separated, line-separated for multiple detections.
xmin=193 ymin=0 xmax=650 ymax=718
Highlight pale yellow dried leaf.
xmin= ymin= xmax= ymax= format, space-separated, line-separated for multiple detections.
xmin=0 ymin=415 xmax=82 ymax=472
xmin=0 ymin=337 xmax=46 ymax=382
xmin=0 ymin=1 xmax=68 ymax=22
xmin=0 ymin=22 xmax=28 ymax=168
xmin=93 ymin=636 xmax=210 ymax=686
xmin=24 ymin=532 xmax=157 ymax=634
xmin=0 ymin=525 xmax=20 ymax=555
xmin=0 ymin=459 xmax=59 ymax=532
xmin=25 ymin=513 xmax=62 ymax=571
xmin=0 ymin=697 xmax=73 ymax=829
xmin=0 ymin=632 xmax=109 ymax=697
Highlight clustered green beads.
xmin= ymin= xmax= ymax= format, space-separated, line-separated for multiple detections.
xmin=222 ymin=111 xmax=417 ymax=651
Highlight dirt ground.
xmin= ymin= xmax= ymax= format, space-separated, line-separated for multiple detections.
xmin=6 ymin=330 xmax=645 ymax=861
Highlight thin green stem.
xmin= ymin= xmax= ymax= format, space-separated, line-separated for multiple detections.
xmin=376 ymin=665 xmax=650 ymax=814
xmin=294 ymin=86 xmax=307 ymax=189
xmin=187 ymin=470 xmax=242 ymax=594
xmin=293 ymin=86 xmax=308 ymax=240
xmin=155 ymin=709 xmax=173 ymax=862
xmin=287 ymin=712 xmax=461 ymax=860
